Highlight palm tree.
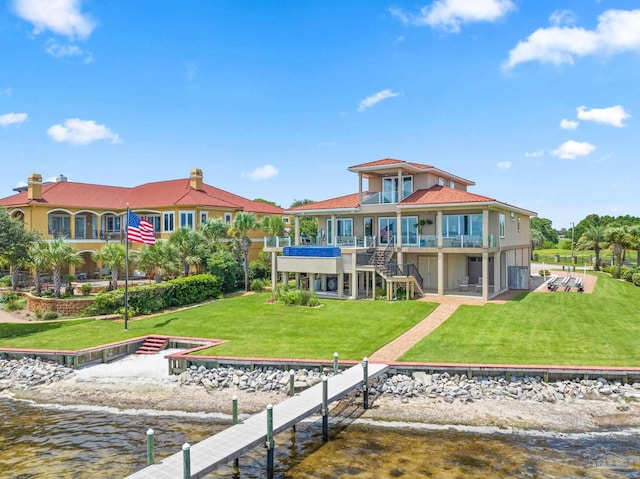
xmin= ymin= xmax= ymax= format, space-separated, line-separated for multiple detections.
xmin=604 ymin=226 xmax=631 ymax=278
xmin=29 ymin=241 xmax=52 ymax=294
xmin=41 ymin=237 xmax=84 ymax=297
xmin=629 ymin=225 xmax=640 ymax=268
xmin=168 ymin=227 xmax=207 ymax=276
xmin=228 ymin=212 xmax=261 ymax=291
xmin=576 ymin=223 xmax=606 ymax=271
xmin=200 ymin=218 xmax=230 ymax=247
xmin=137 ymin=241 xmax=180 ymax=282
xmin=92 ymin=243 xmax=126 ymax=290
xmin=530 ymin=228 xmax=544 ymax=260
xmin=261 ymin=215 xmax=286 ymax=237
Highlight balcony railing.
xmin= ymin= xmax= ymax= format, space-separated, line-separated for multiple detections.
xmin=264 ymin=236 xmax=292 ymax=248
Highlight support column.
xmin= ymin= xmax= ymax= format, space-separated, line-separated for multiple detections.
xmin=351 ymin=254 xmax=358 ymax=299
xmin=437 ymin=251 xmax=444 ymax=296
xmin=338 ymin=272 xmax=344 ymax=298
xmin=271 ymin=251 xmax=278 ymax=293
xmin=294 ymin=216 xmax=300 ymax=245
xmin=358 ymin=172 xmax=363 ymax=205
xmin=331 ymin=215 xmax=336 ymax=245
xmin=482 ymin=209 xmax=489 ymax=247
xmin=295 ymin=272 xmax=301 ymax=289
xmin=436 ymin=211 xmax=443 ymax=247
xmin=309 ymin=273 xmax=316 ymax=292
xmin=494 ymin=252 xmax=501 ymax=294
xmin=396 ymin=210 xmax=402 ymax=248
xmin=482 ymin=251 xmax=489 ymax=300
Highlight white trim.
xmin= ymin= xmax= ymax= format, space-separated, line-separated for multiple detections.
xmin=179 ymin=210 xmax=196 ymax=230
xmin=163 ymin=211 xmax=175 ymax=232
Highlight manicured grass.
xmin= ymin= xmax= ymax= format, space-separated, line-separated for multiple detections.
xmin=400 ymin=273 xmax=640 ymax=366
xmin=0 ymin=294 xmax=436 ymax=361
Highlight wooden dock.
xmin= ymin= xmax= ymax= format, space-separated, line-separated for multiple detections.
xmin=126 ymin=362 xmax=389 ymax=479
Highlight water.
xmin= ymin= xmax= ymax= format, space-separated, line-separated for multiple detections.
xmin=1 ymin=398 xmax=639 ymax=478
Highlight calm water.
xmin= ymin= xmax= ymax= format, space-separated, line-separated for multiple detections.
xmin=1 ymin=398 xmax=639 ymax=478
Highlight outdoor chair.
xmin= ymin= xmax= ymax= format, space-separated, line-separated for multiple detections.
xmin=458 ymin=276 xmax=469 ymax=291
xmin=475 ymin=276 xmax=482 ymax=292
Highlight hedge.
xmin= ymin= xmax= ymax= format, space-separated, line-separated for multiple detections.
xmin=83 ymin=274 xmax=222 ymax=317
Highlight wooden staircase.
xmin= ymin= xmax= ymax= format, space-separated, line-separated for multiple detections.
xmin=369 ymin=247 xmax=424 ymax=298
xmin=136 ymin=335 xmax=169 ymax=355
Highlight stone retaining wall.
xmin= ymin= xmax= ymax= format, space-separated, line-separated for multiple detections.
xmin=25 ymin=293 xmax=94 ymax=316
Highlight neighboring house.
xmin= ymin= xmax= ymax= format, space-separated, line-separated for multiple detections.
xmin=264 ymin=158 xmax=536 ymax=300
xmin=0 ymin=169 xmax=285 ymax=278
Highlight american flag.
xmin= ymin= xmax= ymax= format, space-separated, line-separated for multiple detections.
xmin=127 ymin=210 xmax=156 ymax=245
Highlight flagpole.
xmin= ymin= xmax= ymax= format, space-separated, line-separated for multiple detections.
xmin=124 ymin=204 xmax=130 ymax=331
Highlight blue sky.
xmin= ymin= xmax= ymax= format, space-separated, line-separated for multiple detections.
xmin=1 ymin=0 xmax=639 ymax=229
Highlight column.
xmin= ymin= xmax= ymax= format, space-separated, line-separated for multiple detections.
xmin=271 ymin=251 xmax=278 ymax=293
xmin=493 ymin=252 xmax=501 ymax=295
xmin=331 ymin=215 xmax=336 ymax=245
xmin=482 ymin=209 xmax=489 ymax=248
xmin=309 ymin=273 xmax=316 ymax=292
xmin=351 ymin=254 xmax=358 ymax=299
xmin=437 ymin=251 xmax=444 ymax=295
xmin=482 ymin=251 xmax=489 ymax=300
xmin=338 ymin=272 xmax=344 ymax=298
xmin=437 ymin=211 xmax=443 ymax=247
xmin=295 ymin=216 xmax=300 ymax=245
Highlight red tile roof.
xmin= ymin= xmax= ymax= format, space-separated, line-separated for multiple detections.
xmin=400 ymin=186 xmax=495 ymax=206
xmin=288 ymin=193 xmax=360 ymax=211
xmin=349 ymin=158 xmax=434 ymax=170
xmin=0 ymin=177 xmax=284 ymax=214
xmin=286 ymin=186 xmax=497 ymax=213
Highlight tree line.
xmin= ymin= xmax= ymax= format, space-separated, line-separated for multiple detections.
xmin=531 ymin=214 xmax=640 ymax=276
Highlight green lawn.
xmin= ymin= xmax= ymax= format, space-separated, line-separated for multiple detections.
xmin=0 ymin=294 xmax=435 ymax=361
xmin=400 ymin=273 xmax=640 ymax=366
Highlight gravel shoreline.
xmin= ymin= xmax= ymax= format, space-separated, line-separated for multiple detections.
xmin=3 ymin=357 xmax=640 ymax=433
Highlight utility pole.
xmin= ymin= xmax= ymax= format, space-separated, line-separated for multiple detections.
xmin=570 ymin=222 xmax=575 ymax=262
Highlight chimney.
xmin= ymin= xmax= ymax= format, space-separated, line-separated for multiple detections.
xmin=190 ymin=168 xmax=203 ymax=190
xmin=56 ymin=174 xmax=68 ymax=182
xmin=27 ymin=173 xmax=43 ymax=200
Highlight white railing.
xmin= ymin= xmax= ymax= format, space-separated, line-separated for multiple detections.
xmin=263 ymin=236 xmax=292 ymax=248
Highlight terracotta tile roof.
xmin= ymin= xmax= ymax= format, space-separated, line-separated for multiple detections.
xmin=288 ymin=193 xmax=360 ymax=212
xmin=0 ymin=177 xmax=284 ymax=214
xmin=349 ymin=158 xmax=433 ymax=170
xmin=400 ymin=186 xmax=495 ymax=206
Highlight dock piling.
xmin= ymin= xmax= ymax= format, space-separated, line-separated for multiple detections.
xmin=182 ymin=443 xmax=191 ymax=479
xmin=232 ymin=395 xmax=239 ymax=467
xmin=333 ymin=352 xmax=339 ymax=375
xmin=322 ymin=376 xmax=328 ymax=442
xmin=266 ymin=404 xmax=274 ymax=479
xmin=362 ymin=357 xmax=369 ymax=410
xmin=146 ymin=429 xmax=154 ymax=465
xmin=289 ymin=369 xmax=295 ymax=396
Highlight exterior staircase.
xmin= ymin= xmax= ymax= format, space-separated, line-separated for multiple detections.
xmin=136 ymin=335 xmax=169 ymax=355
xmin=368 ymin=246 xmax=424 ymax=297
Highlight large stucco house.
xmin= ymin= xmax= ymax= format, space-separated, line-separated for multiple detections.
xmin=0 ymin=169 xmax=285 ymax=278
xmin=265 ymin=158 xmax=536 ymax=300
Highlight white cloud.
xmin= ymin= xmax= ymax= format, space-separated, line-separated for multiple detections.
xmin=358 ymin=89 xmax=400 ymax=112
xmin=504 ymin=9 xmax=640 ymax=69
xmin=390 ymin=0 xmax=515 ymax=33
xmin=551 ymin=140 xmax=596 ymax=160
xmin=0 ymin=112 xmax=28 ymax=126
xmin=496 ymin=161 xmax=512 ymax=170
xmin=243 ymin=165 xmax=279 ymax=180
xmin=45 ymin=39 xmax=92 ymax=62
xmin=577 ymin=105 xmax=630 ymax=127
xmin=46 ymin=118 xmax=121 ymax=145
xmin=549 ymin=9 xmax=577 ymax=27
xmin=560 ymin=119 xmax=579 ymax=130
xmin=525 ymin=150 xmax=544 ymax=158
xmin=11 ymin=0 xmax=95 ymax=39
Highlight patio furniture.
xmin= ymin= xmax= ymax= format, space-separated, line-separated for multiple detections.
xmin=475 ymin=276 xmax=482 ymax=292
xmin=458 ymin=276 xmax=469 ymax=291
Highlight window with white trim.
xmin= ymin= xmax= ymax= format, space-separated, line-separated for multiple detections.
xmin=163 ymin=212 xmax=175 ymax=232
xmin=179 ymin=211 xmax=195 ymax=230
xmin=327 ymin=218 xmax=353 ymax=243
xmin=517 ymin=217 xmax=521 ymax=232
xmin=200 ymin=212 xmax=208 ymax=226
xmin=224 ymin=212 xmax=233 ymax=224
xmin=103 ymin=214 xmax=121 ymax=232
xmin=141 ymin=215 xmax=161 ymax=232
xmin=499 ymin=213 xmax=506 ymax=238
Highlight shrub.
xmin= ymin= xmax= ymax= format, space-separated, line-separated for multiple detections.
xmin=42 ymin=310 xmax=59 ymax=321
xmin=538 ymin=270 xmax=551 ymax=277
xmin=0 ymin=276 xmax=11 ymax=287
xmin=83 ymin=274 xmax=222 ymax=317
xmin=272 ymin=284 xmax=319 ymax=307
xmin=249 ymin=259 xmax=269 ymax=280
xmin=633 ymin=273 xmax=640 ymax=287
xmin=307 ymin=296 xmax=320 ymax=307
xmin=621 ymin=267 xmax=634 ymax=282
xmin=250 ymin=278 xmax=269 ymax=291
xmin=3 ymin=297 xmax=26 ymax=311
xmin=375 ymin=287 xmax=386 ymax=300
xmin=1 ymin=291 xmax=19 ymax=303
xmin=206 ymin=251 xmax=243 ymax=293
xmin=81 ymin=283 xmax=93 ymax=295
